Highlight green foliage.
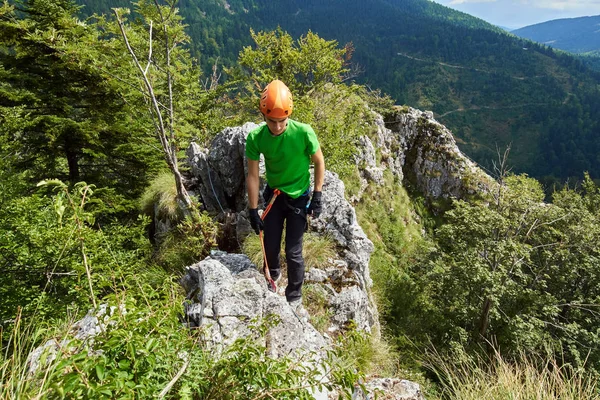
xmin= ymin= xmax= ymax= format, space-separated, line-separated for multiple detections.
xmin=0 ymin=0 xmax=163 ymax=201
xmin=2 ymin=287 xmax=362 ymax=399
xmin=0 ymin=179 xmax=153 ymax=324
xmin=354 ymin=171 xmax=432 ymax=324
xmin=152 ymin=211 xmax=218 ymax=273
xmin=140 ymin=172 xmax=180 ymax=222
xmin=235 ymin=28 xmax=347 ymax=97
xmin=303 ymin=284 xmax=333 ymax=333
xmin=336 ymin=325 xmax=399 ymax=379
xmin=406 ymin=174 xmax=600 ymax=370
xmin=424 ymin=347 xmax=599 ymax=400
xmin=231 ymin=28 xmax=391 ymax=178
xmin=77 ymin=0 xmax=600 ymax=182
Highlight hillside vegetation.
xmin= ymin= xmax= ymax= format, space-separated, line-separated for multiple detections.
xmin=1 ymin=1 xmax=600 ymax=398
xmin=76 ymin=0 xmax=600 ymax=185
xmin=513 ymin=16 xmax=600 ymax=54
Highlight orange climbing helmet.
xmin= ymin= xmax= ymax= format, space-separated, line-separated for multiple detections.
xmin=260 ymin=80 xmax=293 ymax=118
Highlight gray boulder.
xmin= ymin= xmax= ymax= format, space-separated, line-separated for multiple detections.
xmin=27 ymin=304 xmax=122 ymax=375
xmin=353 ymin=378 xmax=426 ymax=400
xmin=186 ymin=122 xmax=259 ymax=213
xmin=180 ymin=253 xmax=327 ymax=358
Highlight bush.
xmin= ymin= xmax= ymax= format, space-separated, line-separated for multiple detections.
xmin=152 ymin=212 xmax=218 ymax=273
xmin=2 ymin=283 xmax=362 ymax=399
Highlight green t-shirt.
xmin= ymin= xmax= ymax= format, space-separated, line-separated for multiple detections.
xmin=246 ymin=119 xmax=320 ymax=198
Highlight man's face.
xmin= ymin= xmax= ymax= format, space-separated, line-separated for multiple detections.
xmin=265 ymin=116 xmax=288 ymax=136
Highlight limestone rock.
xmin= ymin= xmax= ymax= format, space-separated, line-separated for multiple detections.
xmin=27 ymin=304 xmax=123 ymax=375
xmin=372 ymin=107 xmax=494 ymax=202
xmin=185 ymin=122 xmax=259 ymax=213
xmin=180 ymin=253 xmax=327 ymax=358
xmin=186 ymin=127 xmax=379 ymax=335
xmin=353 ymin=378 xmax=426 ymax=400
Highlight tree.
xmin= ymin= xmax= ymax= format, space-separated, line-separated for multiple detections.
xmin=233 ymin=28 xmax=347 ymax=103
xmin=229 ymin=27 xmax=392 ymax=178
xmin=112 ymin=0 xmax=199 ymax=214
xmin=415 ymin=173 xmax=600 ymax=370
xmin=0 ymin=0 xmax=162 ymax=200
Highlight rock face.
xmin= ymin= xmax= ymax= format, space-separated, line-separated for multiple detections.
xmin=181 ymin=108 xmax=496 ymax=399
xmin=186 ymin=122 xmax=259 ymax=214
xmin=355 ymin=107 xmax=494 ymax=203
xmin=186 ymin=124 xmax=378 ymax=335
xmin=180 ymin=252 xmax=327 ymax=359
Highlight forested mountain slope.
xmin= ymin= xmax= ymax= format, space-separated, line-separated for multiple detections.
xmin=78 ymin=0 xmax=600 ymax=183
xmin=513 ymin=15 xmax=600 ymax=54
xmin=3 ymin=2 xmax=600 ymax=396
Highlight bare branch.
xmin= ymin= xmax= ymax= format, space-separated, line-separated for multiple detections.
xmin=144 ymin=20 xmax=153 ymax=75
xmin=203 ymin=57 xmax=222 ymax=91
xmin=158 ymin=359 xmax=189 ymax=398
xmin=112 ymin=8 xmax=172 ymax=167
xmin=341 ymin=62 xmax=365 ymax=82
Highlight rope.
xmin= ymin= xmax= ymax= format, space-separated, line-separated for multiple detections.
xmin=206 ymin=162 xmax=225 ymax=214
xmin=259 ymin=189 xmax=281 ymax=292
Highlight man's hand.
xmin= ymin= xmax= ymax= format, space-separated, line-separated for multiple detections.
xmin=307 ymin=191 xmax=323 ymax=218
xmin=249 ymin=208 xmax=263 ymax=234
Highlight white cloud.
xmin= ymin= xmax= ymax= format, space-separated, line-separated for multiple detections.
xmin=518 ymin=0 xmax=600 ymax=12
xmin=449 ymin=0 xmax=496 ymax=4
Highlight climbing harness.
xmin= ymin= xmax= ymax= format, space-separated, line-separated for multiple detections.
xmin=259 ymin=188 xmax=281 ymax=292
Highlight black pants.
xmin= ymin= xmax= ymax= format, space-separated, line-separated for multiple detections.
xmin=263 ymin=187 xmax=309 ymax=302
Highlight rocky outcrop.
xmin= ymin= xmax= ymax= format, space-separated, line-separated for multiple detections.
xmin=180 ymin=252 xmax=328 ymax=358
xmin=354 ymin=378 xmax=426 ymax=400
xmin=26 ymin=304 xmax=123 ymax=375
xmin=180 ymin=107 xmax=497 ymax=399
xmin=186 ymin=124 xmax=378 ymax=335
xmin=185 ymin=122 xmax=258 ymax=214
xmin=354 ymin=107 xmax=494 ymax=203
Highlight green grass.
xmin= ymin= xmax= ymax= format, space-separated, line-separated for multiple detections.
xmin=139 ymin=172 xmax=180 ymax=222
xmin=242 ymin=230 xmax=336 ymax=271
xmin=424 ymin=348 xmax=599 ymax=400
xmin=303 ymin=284 xmax=332 ymax=333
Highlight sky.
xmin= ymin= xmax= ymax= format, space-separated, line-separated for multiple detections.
xmin=432 ymin=0 xmax=600 ymax=30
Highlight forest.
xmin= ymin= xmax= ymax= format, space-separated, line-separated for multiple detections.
xmin=75 ymin=0 xmax=600 ymax=186
xmin=1 ymin=0 xmax=600 ymax=398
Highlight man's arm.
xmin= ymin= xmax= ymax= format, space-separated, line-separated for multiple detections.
xmin=311 ymin=148 xmax=325 ymax=192
xmin=247 ymin=159 xmax=260 ymax=209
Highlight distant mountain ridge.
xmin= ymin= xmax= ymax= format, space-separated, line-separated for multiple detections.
xmin=512 ymin=15 xmax=600 ymax=54
xmin=78 ymin=0 xmax=600 ymax=182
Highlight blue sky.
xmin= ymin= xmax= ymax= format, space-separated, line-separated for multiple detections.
xmin=432 ymin=0 xmax=600 ymax=29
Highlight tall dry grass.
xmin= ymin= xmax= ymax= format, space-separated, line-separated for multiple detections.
xmin=424 ymin=347 xmax=599 ymax=400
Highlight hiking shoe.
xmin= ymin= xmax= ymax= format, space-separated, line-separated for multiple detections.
xmin=288 ymin=298 xmax=309 ymax=323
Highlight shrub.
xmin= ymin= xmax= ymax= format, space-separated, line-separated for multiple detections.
xmin=2 ymin=284 xmax=362 ymax=399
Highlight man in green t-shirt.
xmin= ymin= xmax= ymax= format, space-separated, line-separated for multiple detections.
xmin=245 ymin=79 xmax=325 ymax=312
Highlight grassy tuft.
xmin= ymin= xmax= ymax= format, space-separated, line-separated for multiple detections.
xmin=242 ymin=230 xmax=336 ymax=271
xmin=139 ymin=172 xmax=180 ymax=222
xmin=303 ymin=284 xmax=333 ymax=333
